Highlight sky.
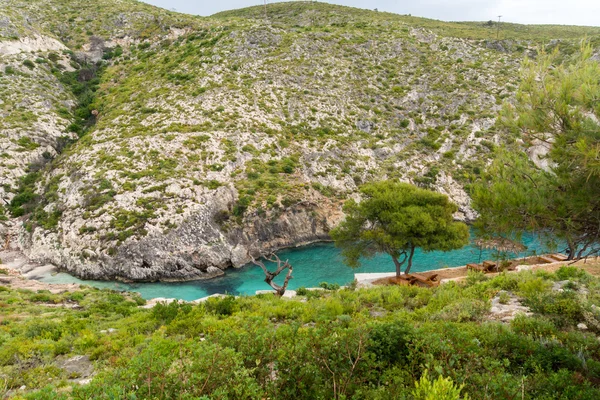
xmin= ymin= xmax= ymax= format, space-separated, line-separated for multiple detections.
xmin=139 ymin=0 xmax=600 ymax=26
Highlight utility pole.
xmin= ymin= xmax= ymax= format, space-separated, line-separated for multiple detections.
xmin=496 ymin=15 xmax=502 ymax=40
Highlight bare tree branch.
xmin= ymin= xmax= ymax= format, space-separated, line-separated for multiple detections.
xmin=251 ymin=253 xmax=293 ymax=296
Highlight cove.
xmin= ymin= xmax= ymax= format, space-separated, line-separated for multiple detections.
xmin=36 ymin=231 xmax=557 ymax=300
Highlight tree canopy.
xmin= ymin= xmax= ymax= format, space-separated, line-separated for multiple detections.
xmin=330 ymin=181 xmax=470 ymax=276
xmin=472 ymin=44 xmax=600 ymax=259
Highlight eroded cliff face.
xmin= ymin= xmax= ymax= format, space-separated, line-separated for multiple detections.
xmin=22 ymin=187 xmax=343 ymax=281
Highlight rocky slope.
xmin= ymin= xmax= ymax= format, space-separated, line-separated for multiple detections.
xmin=1 ymin=1 xmax=599 ymax=281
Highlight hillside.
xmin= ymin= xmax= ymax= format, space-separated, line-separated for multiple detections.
xmin=1 ymin=1 xmax=599 ymax=281
xmin=215 ymin=3 xmax=600 ymax=42
xmin=1 ymin=263 xmax=600 ymax=398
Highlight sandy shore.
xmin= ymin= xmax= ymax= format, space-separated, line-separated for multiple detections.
xmin=0 ymin=266 xmax=80 ymax=294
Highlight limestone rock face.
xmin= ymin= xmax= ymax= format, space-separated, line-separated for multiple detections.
xmin=432 ymin=172 xmax=477 ymax=222
xmin=0 ymin=40 xmax=76 ymax=211
xmin=23 ymin=188 xmax=341 ymax=281
xmin=0 ymin=34 xmax=67 ymax=55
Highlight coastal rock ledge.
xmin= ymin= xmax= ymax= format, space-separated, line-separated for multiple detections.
xmin=19 ymin=193 xmax=343 ymax=282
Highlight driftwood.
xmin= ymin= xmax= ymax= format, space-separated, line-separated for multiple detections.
xmin=251 ymin=254 xmax=293 ymax=296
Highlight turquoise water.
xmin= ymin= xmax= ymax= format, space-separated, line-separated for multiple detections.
xmin=37 ymin=232 xmax=556 ymax=300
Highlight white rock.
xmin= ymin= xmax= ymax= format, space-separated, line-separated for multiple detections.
xmin=190 ymin=293 xmax=227 ymax=303
xmin=0 ymin=35 xmax=67 ymax=55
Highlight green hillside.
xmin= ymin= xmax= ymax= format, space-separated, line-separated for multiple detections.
xmin=0 ymin=1 xmax=599 ymax=281
xmin=1 ymin=1 xmax=600 ymax=399
xmin=0 ymin=0 xmax=200 ymax=47
xmin=215 ymin=2 xmax=600 ymax=41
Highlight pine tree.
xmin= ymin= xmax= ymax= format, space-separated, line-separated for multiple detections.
xmin=331 ymin=181 xmax=469 ymax=276
xmin=473 ymin=43 xmax=600 ymax=259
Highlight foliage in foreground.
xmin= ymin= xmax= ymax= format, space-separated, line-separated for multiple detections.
xmin=1 ymin=265 xmax=600 ymax=399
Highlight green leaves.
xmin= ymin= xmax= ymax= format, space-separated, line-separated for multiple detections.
xmin=473 ymin=43 xmax=600 ymax=259
xmin=331 ymin=181 xmax=469 ymax=275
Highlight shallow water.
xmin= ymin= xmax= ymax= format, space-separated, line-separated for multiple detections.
xmin=37 ymin=232 xmax=557 ymax=300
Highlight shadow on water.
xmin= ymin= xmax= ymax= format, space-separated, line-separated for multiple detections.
xmin=38 ymin=231 xmax=558 ymax=300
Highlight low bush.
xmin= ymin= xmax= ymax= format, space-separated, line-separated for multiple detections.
xmin=1 ymin=267 xmax=598 ymax=399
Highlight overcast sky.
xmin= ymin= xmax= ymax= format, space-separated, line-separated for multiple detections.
xmin=139 ymin=0 xmax=600 ymax=26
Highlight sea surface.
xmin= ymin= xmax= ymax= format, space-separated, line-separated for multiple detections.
xmin=38 ymin=232 xmax=556 ymax=300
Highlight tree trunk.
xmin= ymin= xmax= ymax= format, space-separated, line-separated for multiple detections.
xmin=566 ymin=238 xmax=576 ymax=261
xmin=404 ymin=246 xmax=416 ymax=275
xmin=392 ymin=256 xmax=406 ymax=278
xmin=392 ymin=256 xmax=402 ymax=277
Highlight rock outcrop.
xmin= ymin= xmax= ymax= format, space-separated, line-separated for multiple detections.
xmin=22 ymin=186 xmax=343 ymax=281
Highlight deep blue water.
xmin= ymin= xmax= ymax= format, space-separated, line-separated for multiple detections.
xmin=38 ymin=232 xmax=557 ymax=300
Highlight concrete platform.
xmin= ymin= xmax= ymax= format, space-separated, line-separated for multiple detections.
xmin=354 ymin=272 xmax=399 ymax=288
xmin=256 ymin=290 xmax=297 ymax=298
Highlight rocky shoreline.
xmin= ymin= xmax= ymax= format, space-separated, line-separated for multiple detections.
xmin=5 ymin=246 xmax=596 ymax=311
xmin=10 ymin=193 xmax=473 ymax=283
xmin=0 ymin=251 xmax=80 ymax=294
xmin=17 ymin=194 xmax=344 ymax=283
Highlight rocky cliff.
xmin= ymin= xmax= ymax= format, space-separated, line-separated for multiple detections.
xmin=1 ymin=1 xmax=598 ymax=281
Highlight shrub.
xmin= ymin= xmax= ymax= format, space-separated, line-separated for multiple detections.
xmin=319 ymin=282 xmax=340 ymax=291
xmin=16 ymin=137 xmax=40 ymax=150
xmin=23 ymin=320 xmax=62 ymax=341
xmin=464 ymin=270 xmax=487 ymax=286
xmin=151 ymin=300 xmax=191 ymax=324
xmin=72 ymin=339 xmax=261 ymax=399
xmin=205 ymin=295 xmax=238 ymax=316
xmin=23 ymin=59 xmax=35 ymax=69
xmin=510 ymin=315 xmax=557 ymax=338
xmin=528 ymin=291 xmax=583 ymax=328
xmin=555 ymin=266 xmax=588 ymax=281
xmin=486 ymin=272 xmax=519 ymax=291
xmin=369 ymin=320 xmax=412 ymax=366
xmin=498 ymin=291 xmax=510 ymax=304
xmin=296 ymin=287 xmax=308 ymax=296
xmin=232 ymin=196 xmax=252 ymax=217
xmin=435 ymin=298 xmax=489 ymax=322
xmin=517 ymin=276 xmax=551 ymax=299
xmin=412 ymin=370 xmax=467 ymax=400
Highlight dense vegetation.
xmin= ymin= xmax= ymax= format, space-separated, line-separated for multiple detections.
xmin=472 ymin=44 xmax=600 ymax=260
xmin=1 ymin=265 xmax=600 ymax=399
